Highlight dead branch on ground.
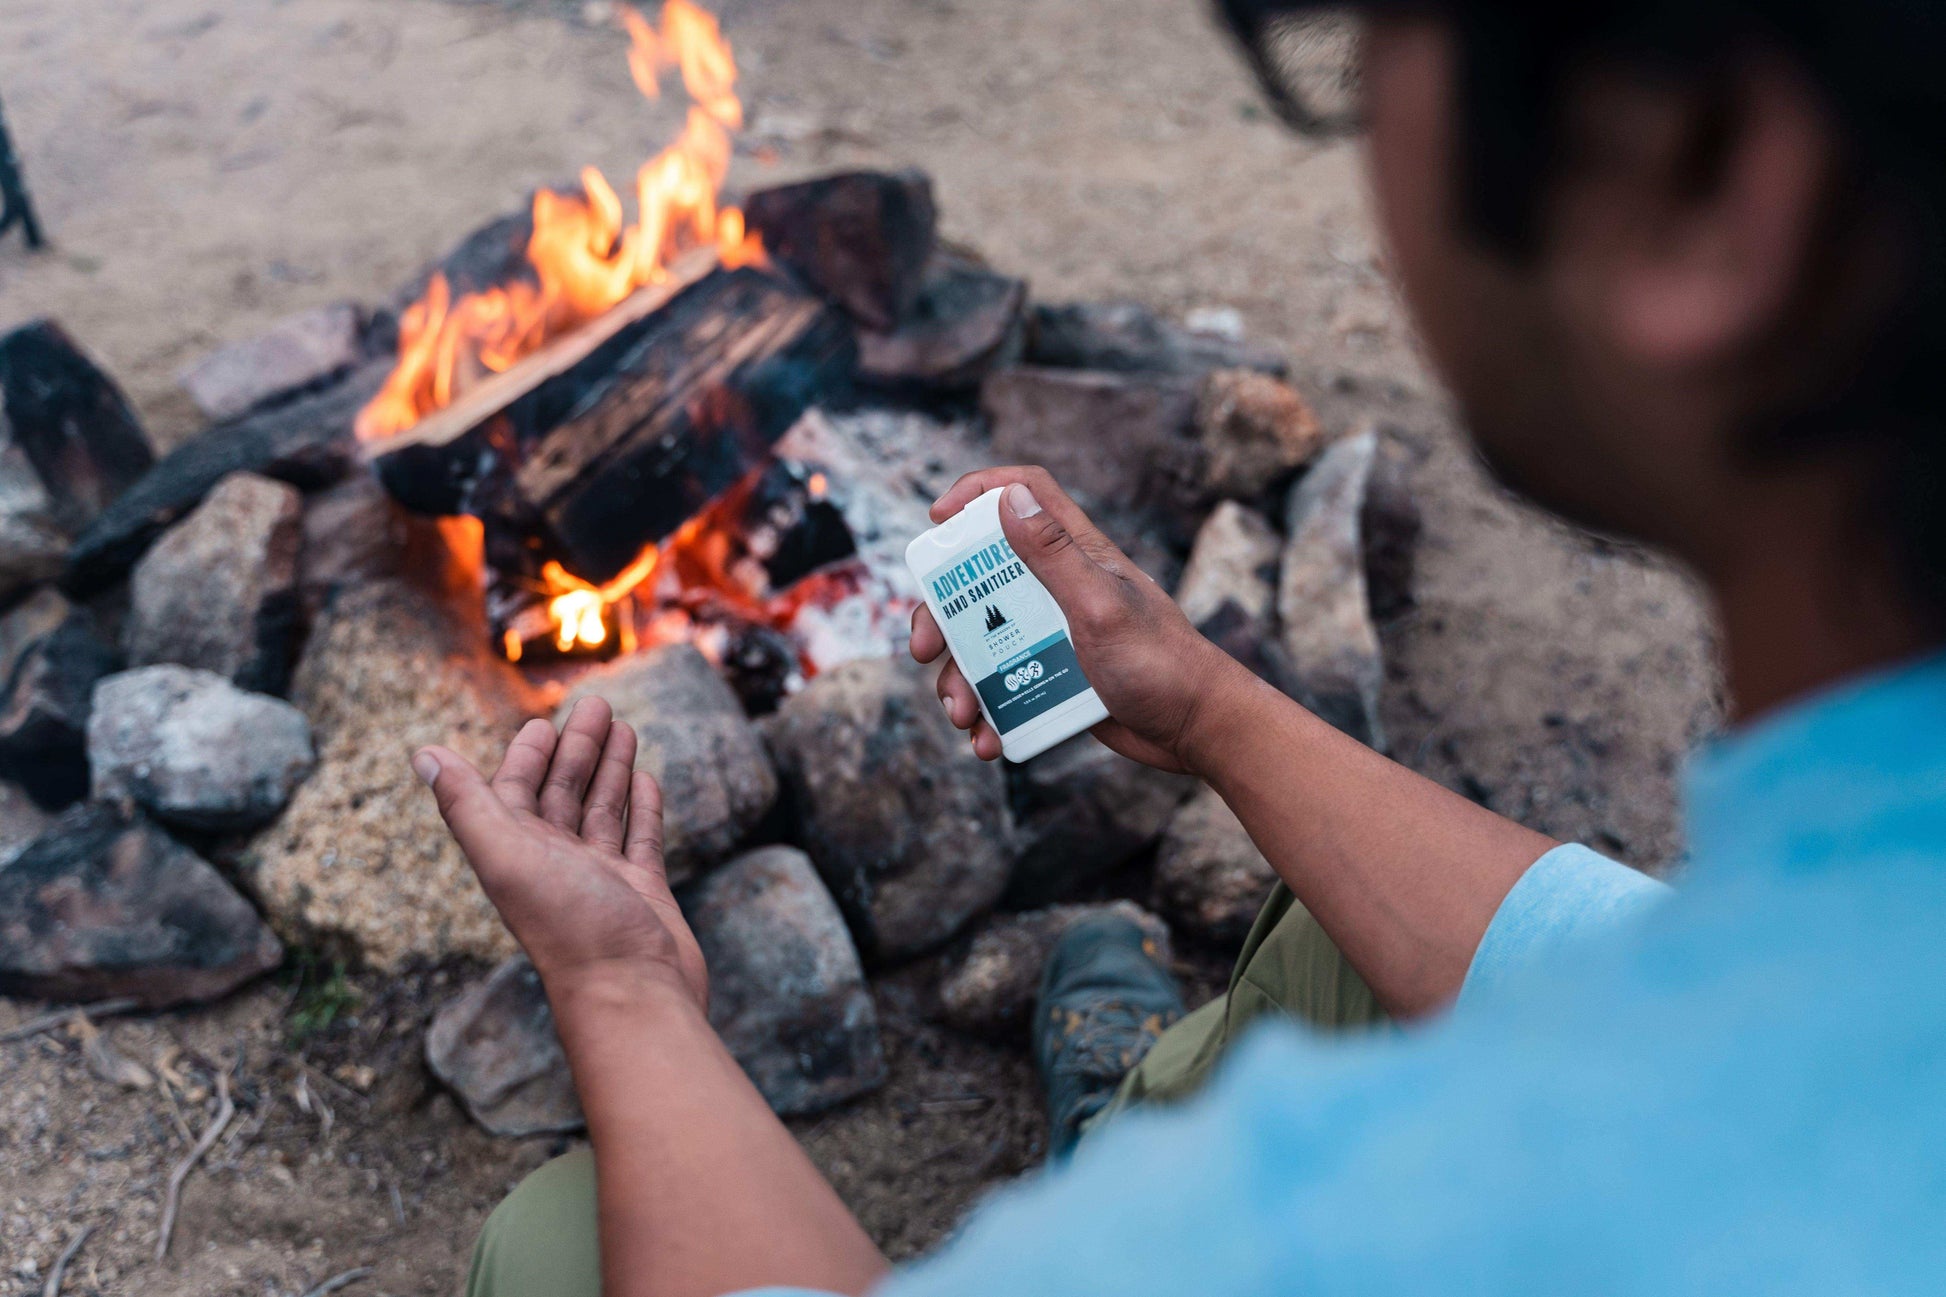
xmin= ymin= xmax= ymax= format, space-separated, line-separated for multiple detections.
xmin=155 ymin=1064 xmax=234 ymax=1260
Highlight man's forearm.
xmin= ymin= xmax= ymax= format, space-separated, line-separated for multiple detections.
xmin=1182 ymin=659 xmax=1556 ymax=1017
xmin=551 ymin=973 xmax=889 ymax=1297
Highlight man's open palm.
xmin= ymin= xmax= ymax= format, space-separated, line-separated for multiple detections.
xmin=414 ymin=697 xmax=708 ymax=1010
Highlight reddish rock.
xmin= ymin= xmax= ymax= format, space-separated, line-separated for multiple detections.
xmin=178 ymin=303 xmax=365 ymax=423
xmin=126 ymin=471 xmax=303 ymax=695
xmin=0 ymin=803 xmax=283 ymax=1008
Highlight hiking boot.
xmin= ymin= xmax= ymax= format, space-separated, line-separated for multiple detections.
xmin=1034 ymin=913 xmax=1185 ymax=1158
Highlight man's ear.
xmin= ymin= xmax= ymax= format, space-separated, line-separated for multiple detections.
xmin=1547 ymin=56 xmax=1841 ymax=370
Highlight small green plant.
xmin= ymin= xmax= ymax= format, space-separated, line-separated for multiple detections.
xmin=284 ymin=953 xmax=360 ymax=1044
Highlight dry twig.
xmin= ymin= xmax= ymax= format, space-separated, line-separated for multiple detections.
xmin=0 ymin=998 xmax=140 ymax=1044
xmin=156 ymin=1065 xmax=235 ymax=1261
xmin=298 ymin=1266 xmax=374 ymax=1297
xmin=41 ymin=1224 xmax=93 ymax=1297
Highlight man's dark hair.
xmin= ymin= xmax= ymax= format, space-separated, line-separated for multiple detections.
xmin=1218 ymin=0 xmax=1946 ymax=615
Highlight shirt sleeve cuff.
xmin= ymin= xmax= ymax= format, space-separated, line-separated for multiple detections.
xmin=1459 ymin=843 xmax=1671 ymax=1006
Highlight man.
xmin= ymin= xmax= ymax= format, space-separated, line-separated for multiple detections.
xmin=418 ymin=0 xmax=1946 ymax=1292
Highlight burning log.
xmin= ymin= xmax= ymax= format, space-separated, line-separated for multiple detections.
xmin=491 ymin=266 xmax=855 ymax=585
xmin=364 ymin=247 xmax=722 ymax=516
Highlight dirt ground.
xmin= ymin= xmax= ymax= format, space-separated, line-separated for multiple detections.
xmin=0 ymin=0 xmax=1721 ymax=1293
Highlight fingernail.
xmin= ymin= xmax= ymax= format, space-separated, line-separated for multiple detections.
xmin=941 ymin=695 xmax=956 ymax=721
xmin=1005 ymin=483 xmax=1041 ymax=518
xmin=412 ymin=752 xmax=441 ymax=787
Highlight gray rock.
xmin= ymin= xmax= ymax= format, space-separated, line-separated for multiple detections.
xmin=939 ymin=900 xmax=1172 ymax=1037
xmin=0 ymin=802 xmax=283 ymax=1007
xmin=0 ymin=586 xmax=70 ymax=687
xmin=1153 ymin=786 xmax=1278 ymax=947
xmin=983 ymin=366 xmax=1201 ymax=521
xmin=686 ymin=846 xmax=885 ymax=1114
xmin=764 ymin=657 xmax=1013 ymax=961
xmin=1006 ymin=734 xmax=1196 ymax=906
xmin=1278 ymin=430 xmax=1384 ymax=749
xmin=426 ymin=956 xmax=582 ymax=1138
xmin=89 ymin=665 xmax=315 ymax=831
xmin=1194 ymin=368 xmax=1326 ymax=499
xmin=0 ymin=608 xmax=121 ymax=808
xmin=0 ymin=779 xmax=49 ymax=868
xmin=1194 ymin=600 xmax=1303 ymax=701
xmin=126 ymin=471 xmax=303 ymax=695
xmin=1362 ymin=446 xmax=1422 ymax=622
xmin=178 ymin=303 xmax=365 ymax=423
xmin=557 ymin=644 xmax=777 ymax=886
xmin=1027 ymin=301 xmax=1288 ymax=379
xmin=1175 ymin=500 xmax=1282 ymax=628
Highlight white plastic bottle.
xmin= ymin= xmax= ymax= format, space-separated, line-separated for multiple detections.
xmin=905 ymin=486 xmax=1110 ymax=762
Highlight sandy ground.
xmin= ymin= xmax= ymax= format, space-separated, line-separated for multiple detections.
xmin=0 ymin=0 xmax=1720 ymax=1292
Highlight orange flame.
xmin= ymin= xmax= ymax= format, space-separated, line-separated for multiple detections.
xmin=356 ymin=0 xmax=760 ymax=444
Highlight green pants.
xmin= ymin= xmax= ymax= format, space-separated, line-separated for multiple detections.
xmin=465 ymin=884 xmax=1383 ymax=1297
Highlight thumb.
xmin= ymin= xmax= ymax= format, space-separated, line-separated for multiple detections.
xmin=412 ymin=745 xmax=507 ymax=860
xmin=999 ymin=481 xmax=1119 ymax=619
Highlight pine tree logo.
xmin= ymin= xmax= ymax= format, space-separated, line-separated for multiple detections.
xmin=983 ymin=604 xmax=1008 ymax=632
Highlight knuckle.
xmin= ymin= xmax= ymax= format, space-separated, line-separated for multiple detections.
xmin=1028 ymin=514 xmax=1075 ymax=553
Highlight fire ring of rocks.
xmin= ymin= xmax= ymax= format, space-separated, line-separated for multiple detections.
xmin=0 ymin=1 xmax=1416 ymax=1136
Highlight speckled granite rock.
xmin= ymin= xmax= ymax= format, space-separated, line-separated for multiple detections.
xmin=556 ymin=644 xmax=777 ymax=886
xmin=939 ymin=900 xmax=1171 ymax=1037
xmin=241 ymin=580 xmax=533 ymax=968
xmin=1193 ymin=368 xmax=1325 ymax=499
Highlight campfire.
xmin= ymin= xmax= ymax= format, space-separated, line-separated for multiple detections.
xmin=356 ymin=1 xmax=920 ymax=689
xmin=0 ymin=0 xmax=1384 ymax=1143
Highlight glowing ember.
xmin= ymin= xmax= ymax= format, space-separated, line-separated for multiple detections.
xmin=355 ymin=0 xmax=760 ymax=446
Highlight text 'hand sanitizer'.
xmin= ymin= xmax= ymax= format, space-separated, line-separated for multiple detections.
xmin=905 ymin=486 xmax=1109 ymax=762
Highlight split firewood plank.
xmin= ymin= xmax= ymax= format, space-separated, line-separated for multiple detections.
xmin=360 ymin=246 xmax=720 ymax=461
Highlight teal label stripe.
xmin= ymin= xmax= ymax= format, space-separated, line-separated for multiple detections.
xmin=974 ymin=634 xmax=1092 ymax=735
xmin=996 ymin=631 xmax=1068 ymax=674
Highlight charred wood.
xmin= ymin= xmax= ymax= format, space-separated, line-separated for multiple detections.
xmin=0 ymin=320 xmax=153 ymax=536
xmin=1028 ymin=300 xmax=1289 ymax=379
xmin=498 ymin=267 xmax=856 ymax=585
xmin=63 ymin=359 xmax=386 ymax=595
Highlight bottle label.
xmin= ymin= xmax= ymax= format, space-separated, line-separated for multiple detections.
xmin=923 ymin=535 xmax=1095 ymax=735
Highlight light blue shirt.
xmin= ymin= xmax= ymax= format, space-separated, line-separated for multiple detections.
xmin=768 ymin=652 xmax=1946 ymax=1295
